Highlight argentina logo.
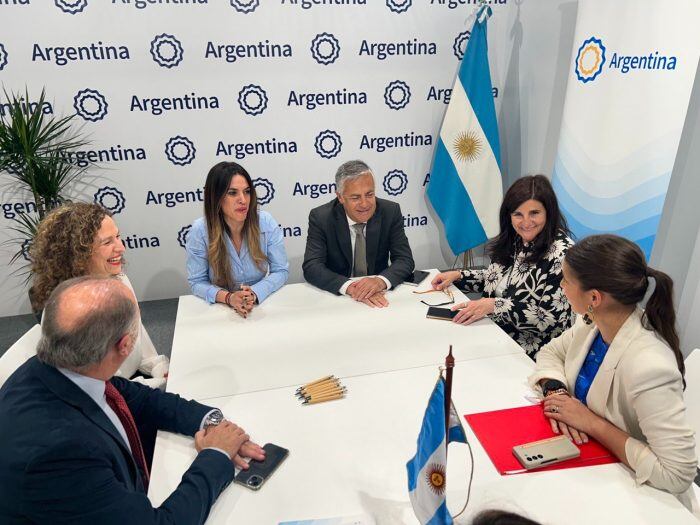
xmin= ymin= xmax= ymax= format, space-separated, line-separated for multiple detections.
xmin=177 ymin=224 xmax=192 ymax=249
xmin=94 ymin=186 xmax=126 ymax=214
xmin=310 ymin=33 xmax=340 ymax=65
xmin=54 ymin=0 xmax=87 ymax=14
xmin=384 ymin=80 xmax=411 ymax=110
xmin=314 ymin=130 xmax=342 ymax=159
xmin=238 ymin=84 xmax=268 ymax=116
xmin=386 ymin=0 xmax=411 ymax=13
xmin=575 ymin=36 xmax=606 ymax=83
xmin=150 ymin=34 xmax=184 ymax=68
xmin=253 ymin=177 xmax=275 ymax=205
xmin=165 ymin=135 xmax=196 ymax=166
xmin=230 ymin=0 xmax=259 ymax=13
xmin=383 ymin=169 xmax=408 ymax=196
xmin=0 ymin=43 xmax=7 ymax=71
xmin=73 ymin=88 xmax=108 ymax=122
xmin=453 ymin=30 xmax=470 ymax=60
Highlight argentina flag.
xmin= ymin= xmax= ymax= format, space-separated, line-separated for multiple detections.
xmin=427 ymin=5 xmax=502 ymax=254
xmin=406 ymin=377 xmax=467 ymax=525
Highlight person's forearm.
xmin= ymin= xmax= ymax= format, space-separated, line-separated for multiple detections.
xmin=587 ymin=415 xmax=631 ymax=468
xmin=215 ymin=289 xmax=229 ymax=304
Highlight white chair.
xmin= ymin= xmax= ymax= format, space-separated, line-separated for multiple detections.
xmin=684 ymin=349 xmax=700 ymax=501
xmin=0 ymin=324 xmax=41 ymax=389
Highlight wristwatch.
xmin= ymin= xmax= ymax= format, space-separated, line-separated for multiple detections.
xmin=203 ymin=409 xmax=224 ymax=428
xmin=542 ymin=379 xmax=568 ymax=397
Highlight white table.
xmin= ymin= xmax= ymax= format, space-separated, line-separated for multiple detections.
xmin=150 ymin=354 xmax=697 ymax=524
xmin=151 ymin=273 xmax=697 ymax=523
xmin=166 ymin=272 xmax=524 ymax=400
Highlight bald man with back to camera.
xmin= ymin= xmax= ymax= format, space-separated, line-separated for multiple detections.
xmin=0 ymin=276 xmax=264 ymax=524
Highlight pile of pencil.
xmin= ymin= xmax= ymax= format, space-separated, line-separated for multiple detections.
xmin=296 ymin=375 xmax=346 ymax=405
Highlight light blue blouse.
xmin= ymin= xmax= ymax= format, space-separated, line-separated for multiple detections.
xmin=186 ymin=211 xmax=289 ymax=304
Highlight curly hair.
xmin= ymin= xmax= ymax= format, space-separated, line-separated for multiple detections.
xmin=30 ymin=202 xmax=110 ymax=311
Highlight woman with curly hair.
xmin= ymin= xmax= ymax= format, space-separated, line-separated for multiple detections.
xmin=431 ymin=175 xmax=575 ymax=358
xmin=30 ymin=202 xmax=169 ymax=388
xmin=186 ymin=161 xmax=289 ymax=317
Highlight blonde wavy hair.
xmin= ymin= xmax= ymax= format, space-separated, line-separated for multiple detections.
xmin=30 ymin=202 xmax=111 ymax=310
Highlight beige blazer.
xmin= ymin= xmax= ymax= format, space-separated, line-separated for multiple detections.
xmin=529 ymin=309 xmax=698 ymax=511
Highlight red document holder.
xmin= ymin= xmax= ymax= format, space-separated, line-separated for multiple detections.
xmin=464 ymin=404 xmax=619 ymax=475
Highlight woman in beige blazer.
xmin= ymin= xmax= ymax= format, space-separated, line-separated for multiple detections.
xmin=529 ymin=234 xmax=697 ymax=513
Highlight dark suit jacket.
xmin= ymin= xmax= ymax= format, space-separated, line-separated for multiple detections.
xmin=302 ymin=197 xmax=415 ymax=294
xmin=0 ymin=357 xmax=233 ymax=524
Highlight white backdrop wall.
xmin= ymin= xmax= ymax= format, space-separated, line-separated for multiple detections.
xmin=0 ymin=0 xmax=579 ymax=318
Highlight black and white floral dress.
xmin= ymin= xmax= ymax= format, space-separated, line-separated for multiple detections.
xmin=456 ymin=231 xmax=575 ymax=358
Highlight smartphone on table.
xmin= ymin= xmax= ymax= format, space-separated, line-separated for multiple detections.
xmin=512 ymin=435 xmax=580 ymax=469
xmin=404 ymin=270 xmax=430 ymax=286
xmin=425 ymin=306 xmax=458 ymax=321
xmin=234 ymin=443 xmax=289 ymax=490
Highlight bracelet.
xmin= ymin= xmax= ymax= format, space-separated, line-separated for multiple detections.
xmin=224 ymin=291 xmax=233 ymax=307
xmin=545 ymin=388 xmax=570 ymax=398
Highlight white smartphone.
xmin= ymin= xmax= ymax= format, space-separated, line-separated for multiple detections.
xmin=512 ymin=435 xmax=580 ymax=469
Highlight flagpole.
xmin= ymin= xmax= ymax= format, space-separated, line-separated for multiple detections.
xmin=444 ymin=345 xmax=455 ymax=438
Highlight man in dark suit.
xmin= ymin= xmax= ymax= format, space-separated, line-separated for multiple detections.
xmin=303 ymin=160 xmax=414 ymax=307
xmin=0 ymin=276 xmax=264 ymax=524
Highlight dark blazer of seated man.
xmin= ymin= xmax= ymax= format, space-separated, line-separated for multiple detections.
xmin=0 ymin=276 xmax=264 ymax=525
xmin=302 ymin=159 xmax=415 ymax=307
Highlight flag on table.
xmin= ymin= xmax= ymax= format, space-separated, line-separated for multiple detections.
xmin=427 ymin=5 xmax=502 ymax=255
xmin=406 ymin=377 xmax=467 ymax=525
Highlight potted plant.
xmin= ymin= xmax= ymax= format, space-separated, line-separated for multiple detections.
xmin=0 ymin=88 xmax=96 ymax=309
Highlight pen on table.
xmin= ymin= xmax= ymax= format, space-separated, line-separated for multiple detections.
xmin=303 ymin=386 xmax=347 ymax=401
xmin=302 ymin=392 xmax=345 ymax=405
xmin=297 ymin=380 xmax=341 ymax=396
xmin=295 ymin=375 xmax=334 ymax=393
xmin=296 ymin=379 xmax=340 ymax=395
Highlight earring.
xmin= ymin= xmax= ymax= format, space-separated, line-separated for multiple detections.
xmin=583 ymin=304 xmax=595 ymax=325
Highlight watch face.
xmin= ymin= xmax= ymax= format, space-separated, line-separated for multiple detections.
xmin=206 ymin=410 xmax=224 ymax=427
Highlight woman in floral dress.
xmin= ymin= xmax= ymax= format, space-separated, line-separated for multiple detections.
xmin=432 ymin=175 xmax=575 ymax=358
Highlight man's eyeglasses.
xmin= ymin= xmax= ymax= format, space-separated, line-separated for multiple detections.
xmin=412 ymin=288 xmax=454 ymax=307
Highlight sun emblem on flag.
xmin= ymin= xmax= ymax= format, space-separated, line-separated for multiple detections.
xmin=452 ymin=131 xmax=482 ymax=162
xmin=426 ymin=463 xmax=446 ymax=495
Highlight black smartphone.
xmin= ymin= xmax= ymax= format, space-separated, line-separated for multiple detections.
xmin=426 ymin=306 xmax=458 ymax=321
xmin=234 ymin=443 xmax=289 ymax=491
xmin=404 ymin=270 xmax=430 ymax=286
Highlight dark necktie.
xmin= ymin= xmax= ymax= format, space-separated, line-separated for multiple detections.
xmin=352 ymin=223 xmax=367 ymax=277
xmin=105 ymin=382 xmax=150 ymax=490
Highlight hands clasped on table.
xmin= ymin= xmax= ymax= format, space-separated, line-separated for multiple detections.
xmin=225 ymin=286 xmax=257 ymax=318
xmin=347 ymin=277 xmax=389 ymax=308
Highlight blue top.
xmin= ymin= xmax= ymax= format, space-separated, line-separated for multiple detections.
xmin=186 ymin=211 xmax=289 ymax=304
xmin=574 ymin=332 xmax=610 ymax=404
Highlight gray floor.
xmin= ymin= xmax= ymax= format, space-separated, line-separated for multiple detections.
xmin=0 ymin=298 xmax=179 ymax=359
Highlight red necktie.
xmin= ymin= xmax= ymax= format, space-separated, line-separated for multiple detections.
xmin=105 ymin=382 xmax=150 ymax=490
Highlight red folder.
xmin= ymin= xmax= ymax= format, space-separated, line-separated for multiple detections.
xmin=464 ymin=404 xmax=619 ymax=475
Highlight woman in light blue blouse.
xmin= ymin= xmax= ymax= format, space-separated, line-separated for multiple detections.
xmin=186 ymin=161 xmax=289 ymax=317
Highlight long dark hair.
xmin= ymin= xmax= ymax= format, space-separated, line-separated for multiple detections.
xmin=487 ymin=175 xmax=570 ymax=266
xmin=565 ymin=234 xmax=685 ymax=386
xmin=204 ymin=161 xmax=266 ymax=291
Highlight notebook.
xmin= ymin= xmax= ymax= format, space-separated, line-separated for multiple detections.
xmin=464 ymin=403 xmax=619 ymax=474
